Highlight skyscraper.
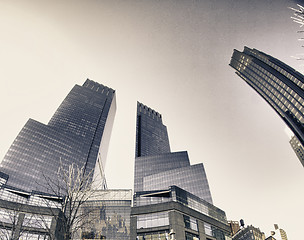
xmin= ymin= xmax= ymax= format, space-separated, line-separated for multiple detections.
xmin=0 ymin=79 xmax=116 ymax=192
xmin=134 ymin=102 xmax=213 ymax=203
xmin=230 ymin=47 xmax=304 ymax=167
xmin=131 ymin=103 xmax=231 ymax=240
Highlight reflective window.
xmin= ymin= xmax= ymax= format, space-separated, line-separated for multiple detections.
xmin=184 ymin=215 xmax=198 ymax=231
xmin=137 ymin=212 xmax=169 ymax=229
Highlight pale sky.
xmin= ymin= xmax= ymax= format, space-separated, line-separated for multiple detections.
xmin=0 ymin=0 xmax=303 ymax=239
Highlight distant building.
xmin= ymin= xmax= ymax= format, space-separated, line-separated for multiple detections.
xmin=0 ymin=79 xmax=116 ymax=192
xmin=230 ymin=47 xmax=304 ymax=167
xmin=228 ymin=220 xmax=240 ymax=236
xmin=289 ymin=135 xmax=304 ymax=167
xmin=232 ymin=225 xmax=265 ymax=240
xmin=271 ymin=224 xmax=288 ymax=240
xmin=132 ymin=103 xmax=231 ymax=240
xmin=279 ymin=229 xmax=288 ymax=240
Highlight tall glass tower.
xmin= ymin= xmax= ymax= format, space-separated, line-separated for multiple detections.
xmin=134 ymin=102 xmax=213 ymax=204
xmin=230 ymin=47 xmax=304 ymax=167
xmin=0 ymin=79 xmax=116 ymax=192
xmin=131 ymin=103 xmax=231 ymax=240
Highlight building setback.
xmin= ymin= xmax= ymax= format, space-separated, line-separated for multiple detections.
xmin=0 ymin=79 xmax=116 ymax=192
xmin=131 ymin=102 xmax=230 ymax=240
xmin=230 ymin=47 xmax=304 ymax=167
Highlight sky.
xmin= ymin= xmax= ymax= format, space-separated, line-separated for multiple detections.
xmin=0 ymin=0 xmax=303 ymax=239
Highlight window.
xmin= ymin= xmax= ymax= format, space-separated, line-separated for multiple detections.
xmin=137 ymin=212 xmax=169 ymax=229
xmin=184 ymin=215 xmax=198 ymax=231
xmin=204 ymin=222 xmax=212 ymax=236
xmin=185 ymin=232 xmax=199 ymax=240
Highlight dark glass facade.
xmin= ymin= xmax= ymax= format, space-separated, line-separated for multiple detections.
xmin=134 ymin=151 xmax=190 ymax=193
xmin=134 ymin=102 xmax=213 ymax=204
xmin=143 ymin=164 xmax=213 ymax=203
xmin=230 ymin=47 xmax=304 ymax=167
xmin=136 ymin=102 xmax=170 ymax=157
xmin=0 ymin=79 xmax=116 ymax=192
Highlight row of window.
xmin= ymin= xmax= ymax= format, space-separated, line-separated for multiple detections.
xmin=236 ymin=62 xmax=304 ymax=123
xmin=251 ymin=50 xmax=304 ymax=90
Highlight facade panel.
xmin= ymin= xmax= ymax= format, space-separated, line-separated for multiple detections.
xmin=134 ymin=151 xmax=190 ymax=193
xmin=143 ymin=164 xmax=213 ymax=204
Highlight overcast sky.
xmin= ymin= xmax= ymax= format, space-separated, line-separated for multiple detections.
xmin=0 ymin=0 xmax=303 ymax=239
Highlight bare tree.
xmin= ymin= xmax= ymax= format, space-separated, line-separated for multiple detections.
xmin=39 ymin=162 xmax=105 ymax=240
xmin=289 ymin=4 xmax=304 ymax=68
xmin=289 ymin=4 xmax=304 ymax=27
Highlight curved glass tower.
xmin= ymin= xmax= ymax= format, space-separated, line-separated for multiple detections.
xmin=0 ymin=79 xmax=116 ymax=192
xmin=230 ymin=47 xmax=304 ymax=167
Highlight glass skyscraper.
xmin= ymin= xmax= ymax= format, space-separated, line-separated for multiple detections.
xmin=0 ymin=79 xmax=116 ymax=192
xmin=230 ymin=47 xmax=304 ymax=167
xmin=131 ymin=103 xmax=231 ymax=240
xmin=134 ymin=102 xmax=213 ymax=203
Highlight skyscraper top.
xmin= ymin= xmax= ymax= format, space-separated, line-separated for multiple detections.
xmin=136 ymin=102 xmax=170 ymax=157
xmin=137 ymin=102 xmax=162 ymax=121
xmin=83 ymin=79 xmax=115 ymax=94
